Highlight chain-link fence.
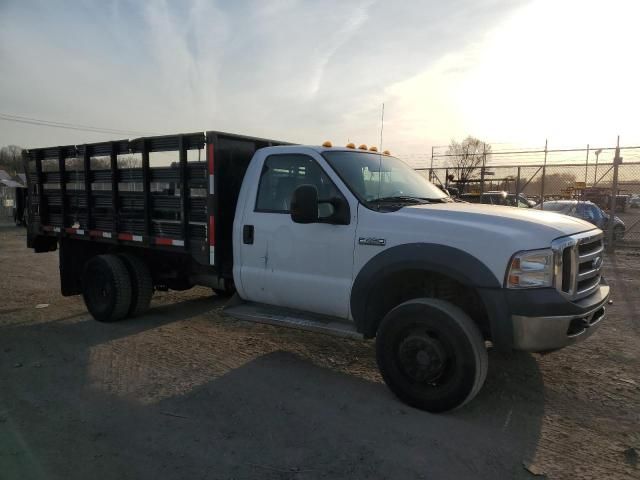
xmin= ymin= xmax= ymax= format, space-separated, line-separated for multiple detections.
xmin=414 ymin=141 xmax=640 ymax=248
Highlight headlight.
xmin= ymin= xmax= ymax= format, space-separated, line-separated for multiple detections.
xmin=506 ymin=249 xmax=554 ymax=288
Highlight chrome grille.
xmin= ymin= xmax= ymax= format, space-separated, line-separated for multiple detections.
xmin=552 ymin=231 xmax=604 ymax=300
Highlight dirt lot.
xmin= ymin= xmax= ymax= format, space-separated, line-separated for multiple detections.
xmin=1 ymin=224 xmax=638 ymax=480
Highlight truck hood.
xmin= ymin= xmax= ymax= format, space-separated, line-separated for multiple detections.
xmin=401 ymin=202 xmax=595 ymax=239
xmin=354 ymin=201 xmax=600 ymax=289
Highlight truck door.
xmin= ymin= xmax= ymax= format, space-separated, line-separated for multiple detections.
xmin=237 ymin=151 xmax=357 ymax=319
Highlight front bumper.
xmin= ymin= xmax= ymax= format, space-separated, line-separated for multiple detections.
xmin=511 ymin=284 xmax=609 ymax=352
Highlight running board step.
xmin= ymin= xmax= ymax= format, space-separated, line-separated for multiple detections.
xmin=223 ymin=301 xmax=362 ymax=340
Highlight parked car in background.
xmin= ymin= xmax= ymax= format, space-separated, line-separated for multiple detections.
xmin=629 ymin=194 xmax=640 ymax=208
xmin=509 ymin=193 xmax=537 ymax=207
xmin=460 ymin=191 xmax=533 ymax=208
xmin=538 ymin=200 xmax=625 ymax=240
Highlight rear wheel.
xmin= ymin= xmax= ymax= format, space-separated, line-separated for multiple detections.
xmin=376 ymin=298 xmax=488 ymax=412
xmin=118 ymin=253 xmax=153 ymax=317
xmin=82 ymin=255 xmax=132 ymax=322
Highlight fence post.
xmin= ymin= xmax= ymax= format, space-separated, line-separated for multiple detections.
xmin=516 ymin=166 xmax=521 ymax=195
xmin=429 ymin=146 xmax=434 ymax=182
xmin=540 ymin=139 xmax=548 ymax=209
xmin=584 ymin=144 xmax=589 ymax=202
xmin=607 ymin=136 xmax=621 ymax=250
xmin=480 ymin=144 xmax=486 ymax=195
xmin=445 ymin=168 xmax=449 ymax=189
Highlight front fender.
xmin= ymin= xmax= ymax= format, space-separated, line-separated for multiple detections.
xmin=351 ymin=243 xmax=512 ymax=349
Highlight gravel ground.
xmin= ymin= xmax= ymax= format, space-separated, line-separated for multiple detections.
xmin=0 ymin=224 xmax=638 ymax=480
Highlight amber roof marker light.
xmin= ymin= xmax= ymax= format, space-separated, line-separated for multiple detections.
xmin=322 ymin=140 xmax=332 ymax=147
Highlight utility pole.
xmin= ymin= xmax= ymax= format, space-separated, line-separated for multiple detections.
xmin=607 ymin=137 xmax=622 ymax=250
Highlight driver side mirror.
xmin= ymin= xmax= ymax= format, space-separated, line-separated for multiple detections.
xmin=290 ymin=185 xmax=319 ymax=224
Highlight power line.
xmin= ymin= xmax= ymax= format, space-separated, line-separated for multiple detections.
xmin=0 ymin=112 xmax=161 ymax=137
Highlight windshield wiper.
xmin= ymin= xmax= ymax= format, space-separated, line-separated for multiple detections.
xmin=374 ymin=195 xmax=431 ymax=204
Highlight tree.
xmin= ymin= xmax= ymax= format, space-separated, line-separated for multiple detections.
xmin=0 ymin=145 xmax=24 ymax=175
xmin=118 ymin=155 xmax=141 ymax=168
xmin=445 ymin=136 xmax=491 ymax=191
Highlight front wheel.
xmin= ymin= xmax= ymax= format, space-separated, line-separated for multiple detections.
xmin=376 ymin=298 xmax=488 ymax=412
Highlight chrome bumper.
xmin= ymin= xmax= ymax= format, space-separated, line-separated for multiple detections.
xmin=512 ymin=286 xmax=609 ymax=352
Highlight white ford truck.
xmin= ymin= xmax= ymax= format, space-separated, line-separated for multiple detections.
xmin=24 ymin=131 xmax=609 ymax=412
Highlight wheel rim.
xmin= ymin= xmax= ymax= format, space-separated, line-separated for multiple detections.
xmin=396 ymin=329 xmax=453 ymax=385
xmin=85 ymin=267 xmax=113 ymax=315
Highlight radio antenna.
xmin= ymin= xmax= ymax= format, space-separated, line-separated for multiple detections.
xmin=376 ymin=103 xmax=385 ymax=210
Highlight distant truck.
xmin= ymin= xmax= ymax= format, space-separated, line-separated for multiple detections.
xmin=583 ymin=187 xmax=629 ymax=212
xmin=23 ymin=131 xmax=609 ymax=412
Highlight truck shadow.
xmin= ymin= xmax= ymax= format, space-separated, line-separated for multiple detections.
xmin=142 ymin=350 xmax=543 ymax=480
xmin=1 ymin=299 xmax=544 ymax=480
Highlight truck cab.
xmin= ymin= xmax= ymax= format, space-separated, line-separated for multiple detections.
xmin=231 ymin=144 xmax=609 ymax=411
xmin=23 ymin=134 xmax=610 ymax=413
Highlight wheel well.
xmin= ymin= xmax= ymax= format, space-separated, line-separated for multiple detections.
xmin=59 ymin=239 xmax=194 ymax=296
xmin=362 ymin=269 xmax=490 ymax=340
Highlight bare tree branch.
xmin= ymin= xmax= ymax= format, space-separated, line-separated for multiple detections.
xmin=446 ymin=136 xmax=491 ymax=191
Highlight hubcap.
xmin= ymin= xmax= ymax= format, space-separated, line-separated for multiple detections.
xmin=398 ymin=334 xmax=448 ymax=383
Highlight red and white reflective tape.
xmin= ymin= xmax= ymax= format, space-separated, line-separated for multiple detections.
xmin=208 ymin=213 xmax=215 ymax=265
xmin=207 ymin=141 xmax=216 ymax=265
xmin=65 ymin=227 xmax=85 ymax=235
xmin=154 ymin=237 xmax=185 ymax=247
xmin=208 ymin=143 xmax=215 ymax=195
xmin=89 ymin=230 xmax=112 ymax=239
xmin=117 ymin=233 xmax=143 ymax=242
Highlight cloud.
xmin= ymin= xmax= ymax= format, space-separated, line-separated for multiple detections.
xmin=0 ymin=0 xmax=530 ymax=161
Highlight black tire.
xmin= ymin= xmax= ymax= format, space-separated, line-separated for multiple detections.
xmin=376 ymin=298 xmax=488 ymax=413
xmin=614 ymin=226 xmax=625 ymax=242
xmin=118 ymin=253 xmax=153 ymax=317
xmin=82 ymin=255 xmax=132 ymax=323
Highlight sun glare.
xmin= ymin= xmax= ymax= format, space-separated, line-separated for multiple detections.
xmin=384 ymin=0 xmax=639 ymax=151
xmin=459 ymin=0 xmax=640 ymax=146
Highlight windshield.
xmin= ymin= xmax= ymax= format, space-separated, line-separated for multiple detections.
xmin=323 ymin=151 xmax=447 ymax=205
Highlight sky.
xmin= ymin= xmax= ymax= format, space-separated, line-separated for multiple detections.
xmin=1 ymin=0 xmax=638 ymax=166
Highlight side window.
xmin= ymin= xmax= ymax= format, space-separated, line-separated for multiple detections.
xmin=255 ymin=154 xmax=343 ymax=215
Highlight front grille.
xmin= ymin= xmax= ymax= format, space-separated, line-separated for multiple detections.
xmin=553 ymin=231 xmax=604 ymax=300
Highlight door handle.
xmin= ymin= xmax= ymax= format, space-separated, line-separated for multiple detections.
xmin=243 ymin=225 xmax=254 ymax=244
